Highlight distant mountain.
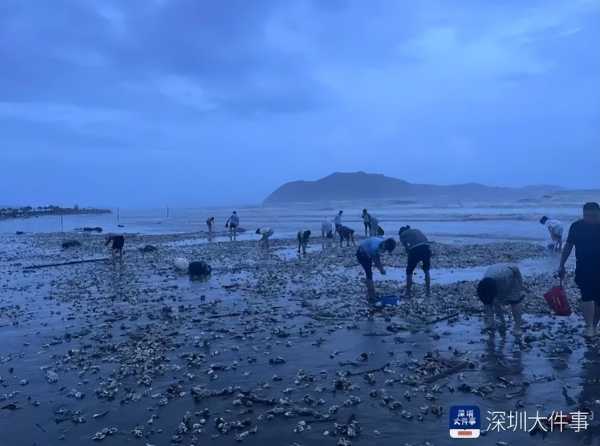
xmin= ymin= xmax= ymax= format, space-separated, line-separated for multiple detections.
xmin=263 ymin=172 xmax=564 ymax=205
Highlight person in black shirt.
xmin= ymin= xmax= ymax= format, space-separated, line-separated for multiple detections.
xmin=558 ymin=202 xmax=600 ymax=338
xmin=105 ymin=234 xmax=125 ymax=263
xmin=297 ymin=230 xmax=311 ymax=255
xmin=206 ymin=217 xmax=215 ymax=234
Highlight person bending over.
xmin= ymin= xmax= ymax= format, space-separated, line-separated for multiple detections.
xmin=540 ymin=216 xmax=563 ymax=252
xmin=338 ymin=225 xmax=355 ymax=247
xmin=477 ymin=264 xmax=524 ymax=336
xmin=399 ymin=226 xmax=431 ymax=297
xmin=356 ymin=237 xmax=397 ymax=302
xmin=256 ymin=227 xmax=274 ymax=249
xmin=321 ymin=221 xmax=333 ymax=239
xmin=105 ymin=234 xmax=125 ymax=263
xmin=297 ymin=230 xmax=311 ymax=255
xmin=206 ymin=216 xmax=215 ymax=234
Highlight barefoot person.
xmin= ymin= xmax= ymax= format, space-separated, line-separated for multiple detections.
xmin=256 ymin=227 xmax=274 ymax=249
xmin=206 ymin=216 xmax=215 ymax=234
xmin=225 ymin=211 xmax=239 ymax=240
xmin=558 ymin=202 xmax=600 ymax=338
xmin=297 ymin=230 xmax=311 ymax=255
xmin=334 ymin=210 xmax=343 ymax=234
xmin=361 ymin=209 xmax=371 ymax=237
xmin=477 ymin=264 xmax=524 ymax=336
xmin=321 ymin=221 xmax=333 ymax=239
xmin=399 ymin=226 xmax=431 ymax=297
xmin=356 ymin=237 xmax=397 ymax=301
xmin=105 ymin=234 xmax=125 ymax=263
xmin=540 ymin=216 xmax=564 ymax=252
xmin=338 ymin=225 xmax=356 ymax=247
xmin=369 ymin=214 xmax=383 ymax=236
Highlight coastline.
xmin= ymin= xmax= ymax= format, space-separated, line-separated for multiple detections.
xmin=0 ymin=207 xmax=111 ymax=221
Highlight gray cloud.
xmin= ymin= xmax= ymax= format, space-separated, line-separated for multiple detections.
xmin=1 ymin=0 xmax=599 ymax=206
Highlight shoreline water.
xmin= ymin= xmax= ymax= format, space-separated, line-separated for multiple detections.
xmin=0 ymin=207 xmax=111 ymax=222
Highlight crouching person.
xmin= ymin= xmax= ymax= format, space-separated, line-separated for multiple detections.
xmin=174 ymin=257 xmax=211 ymax=280
xmin=477 ymin=264 xmax=524 ymax=336
xmin=297 ymin=230 xmax=311 ymax=255
xmin=356 ymin=237 xmax=397 ymax=302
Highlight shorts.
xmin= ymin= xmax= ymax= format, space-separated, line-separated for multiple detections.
xmin=576 ymin=268 xmax=600 ymax=303
xmin=406 ymin=244 xmax=431 ymax=274
xmin=356 ymin=248 xmax=373 ymax=281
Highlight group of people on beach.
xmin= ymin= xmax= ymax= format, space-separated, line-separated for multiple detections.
xmin=108 ymin=202 xmax=600 ymax=339
xmin=352 ymin=202 xmax=600 ymax=339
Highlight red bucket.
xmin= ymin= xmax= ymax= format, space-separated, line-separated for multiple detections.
xmin=544 ymin=285 xmax=572 ymax=316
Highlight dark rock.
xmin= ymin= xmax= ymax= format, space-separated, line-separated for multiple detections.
xmin=62 ymin=240 xmax=82 ymax=249
xmin=82 ymin=227 xmax=103 ymax=233
xmin=188 ymin=261 xmax=211 ymax=279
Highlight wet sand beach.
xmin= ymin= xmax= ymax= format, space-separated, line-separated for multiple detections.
xmin=1 ymin=231 xmax=599 ymax=446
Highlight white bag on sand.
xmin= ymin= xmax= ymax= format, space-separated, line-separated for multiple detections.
xmin=174 ymin=257 xmax=190 ymax=272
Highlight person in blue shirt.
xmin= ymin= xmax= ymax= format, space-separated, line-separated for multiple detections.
xmin=356 ymin=237 xmax=397 ymax=301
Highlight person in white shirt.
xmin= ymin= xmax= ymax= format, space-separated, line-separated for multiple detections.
xmin=321 ymin=221 xmax=333 ymax=239
xmin=334 ymin=211 xmax=343 ymax=234
xmin=540 ymin=216 xmax=563 ymax=252
xmin=226 ymin=211 xmax=240 ymax=241
xmin=256 ymin=227 xmax=274 ymax=249
xmin=369 ymin=214 xmax=381 ymax=236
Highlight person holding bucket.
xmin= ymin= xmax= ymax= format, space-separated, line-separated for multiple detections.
xmin=558 ymin=202 xmax=600 ymax=339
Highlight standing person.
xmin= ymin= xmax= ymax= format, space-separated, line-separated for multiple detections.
xmin=361 ymin=209 xmax=371 ymax=237
xmin=540 ymin=216 xmax=564 ymax=252
xmin=321 ymin=221 xmax=333 ymax=239
xmin=226 ymin=211 xmax=239 ymax=240
xmin=334 ymin=211 xmax=343 ymax=234
xmin=399 ymin=225 xmax=432 ymax=297
xmin=105 ymin=234 xmax=125 ymax=263
xmin=369 ymin=214 xmax=381 ymax=236
xmin=297 ymin=230 xmax=311 ymax=255
xmin=356 ymin=237 xmax=397 ymax=302
xmin=206 ymin=216 xmax=215 ymax=234
xmin=477 ymin=264 xmax=524 ymax=336
xmin=256 ymin=227 xmax=274 ymax=249
xmin=558 ymin=202 xmax=600 ymax=338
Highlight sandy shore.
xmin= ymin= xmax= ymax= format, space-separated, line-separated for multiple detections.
xmin=0 ymin=232 xmax=598 ymax=446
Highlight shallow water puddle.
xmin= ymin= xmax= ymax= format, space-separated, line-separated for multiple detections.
xmin=274 ymin=245 xmax=322 ymax=260
xmin=338 ymin=256 xmax=564 ymax=285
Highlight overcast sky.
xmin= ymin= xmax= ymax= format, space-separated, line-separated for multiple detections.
xmin=1 ymin=0 xmax=599 ymax=207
